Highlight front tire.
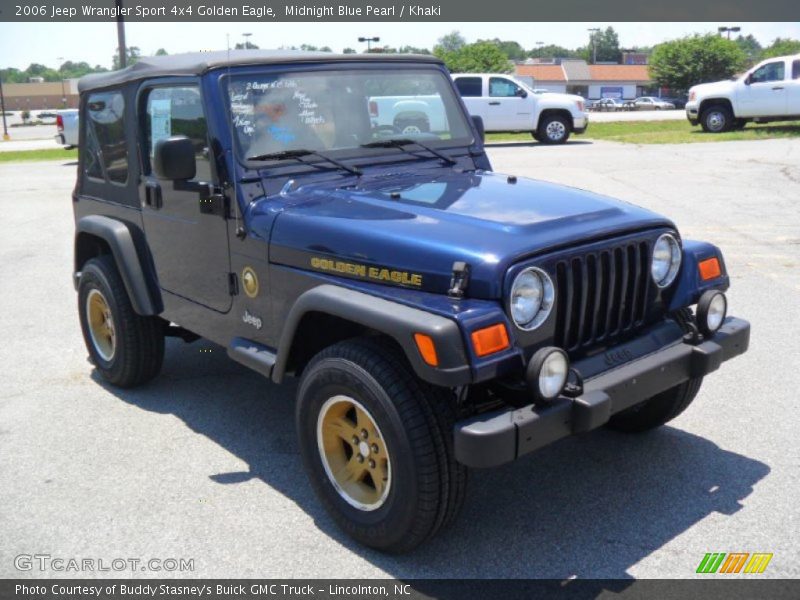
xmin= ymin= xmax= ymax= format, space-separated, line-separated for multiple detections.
xmin=296 ymin=338 xmax=466 ymax=553
xmin=78 ymin=255 xmax=164 ymax=388
xmin=700 ymin=104 xmax=733 ymax=133
xmin=537 ymin=114 xmax=571 ymax=144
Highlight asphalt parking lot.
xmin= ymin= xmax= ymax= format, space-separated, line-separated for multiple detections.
xmin=1 ymin=138 xmax=798 ymax=580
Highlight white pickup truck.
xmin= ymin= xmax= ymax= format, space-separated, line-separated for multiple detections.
xmin=686 ymin=53 xmax=800 ymax=132
xmin=451 ymin=73 xmax=588 ymax=144
xmin=55 ymin=109 xmax=79 ymax=148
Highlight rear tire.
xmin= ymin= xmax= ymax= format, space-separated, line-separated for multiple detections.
xmin=700 ymin=104 xmax=733 ymax=133
xmin=537 ymin=114 xmax=571 ymax=144
xmin=295 ymin=337 xmax=466 ymax=553
xmin=78 ymin=255 xmax=164 ymax=388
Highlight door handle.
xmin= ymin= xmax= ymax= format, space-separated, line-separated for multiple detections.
xmin=488 ymin=101 xmax=501 ymax=106
xmin=772 ymin=86 xmax=784 ymax=90
xmin=144 ymin=181 xmax=162 ymax=210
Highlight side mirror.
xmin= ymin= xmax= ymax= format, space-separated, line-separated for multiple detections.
xmin=516 ymin=89 xmax=528 ymax=99
xmin=471 ymin=115 xmax=485 ymax=143
xmin=744 ymin=75 xmax=752 ymax=86
xmin=153 ymin=136 xmax=196 ymax=181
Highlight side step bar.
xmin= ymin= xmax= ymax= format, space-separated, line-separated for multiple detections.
xmin=227 ymin=337 xmax=277 ymax=378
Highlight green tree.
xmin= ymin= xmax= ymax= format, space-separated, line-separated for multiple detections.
xmin=528 ymin=44 xmax=579 ymax=60
xmin=155 ymin=48 xmax=168 ymax=56
xmin=649 ymin=34 xmax=747 ymax=93
xmin=761 ymin=38 xmax=800 ymax=59
xmin=112 ymin=46 xmax=141 ymax=70
xmin=235 ymin=41 xmax=259 ymax=49
xmin=478 ymin=39 xmax=527 ymax=61
xmin=434 ymin=41 xmax=512 ymax=73
xmin=342 ymin=47 xmax=356 ymax=54
xmin=583 ymin=27 xmax=622 ymax=63
xmin=398 ymin=45 xmax=431 ymax=55
xmin=435 ymin=31 xmax=466 ymax=54
xmin=734 ymin=34 xmax=762 ymax=61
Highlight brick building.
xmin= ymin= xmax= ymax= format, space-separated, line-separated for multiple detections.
xmin=2 ymin=80 xmax=80 ymax=111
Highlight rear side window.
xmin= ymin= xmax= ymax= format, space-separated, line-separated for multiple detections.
xmin=793 ymin=60 xmax=800 ymax=79
xmin=454 ymin=77 xmax=482 ymax=97
xmin=84 ymin=91 xmax=128 ymax=184
xmin=143 ymin=86 xmax=210 ymax=181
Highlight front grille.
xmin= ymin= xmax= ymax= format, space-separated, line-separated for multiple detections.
xmin=554 ymin=240 xmax=651 ymax=353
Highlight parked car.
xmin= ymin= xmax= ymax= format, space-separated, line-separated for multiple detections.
xmin=452 ymin=73 xmax=588 ymax=144
xmin=55 ymin=109 xmax=79 ymax=148
xmin=591 ymin=98 xmax=625 ymax=112
xmin=686 ymin=53 xmax=800 ymax=132
xmin=632 ymin=97 xmax=676 ymax=110
xmin=72 ymin=50 xmax=749 ymax=553
xmin=660 ymin=96 xmax=688 ymax=110
xmin=37 ymin=111 xmax=58 ymax=119
xmin=368 ymin=94 xmax=447 ymax=135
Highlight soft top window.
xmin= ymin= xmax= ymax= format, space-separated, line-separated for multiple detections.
xmin=84 ymin=90 xmax=128 ymax=185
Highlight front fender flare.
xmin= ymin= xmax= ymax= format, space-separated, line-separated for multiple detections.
xmin=272 ymin=285 xmax=471 ymax=387
xmin=75 ymin=215 xmax=162 ymax=315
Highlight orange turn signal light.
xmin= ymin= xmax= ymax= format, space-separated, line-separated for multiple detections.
xmin=414 ymin=333 xmax=439 ymax=367
xmin=699 ymin=257 xmax=722 ymax=281
xmin=471 ymin=323 xmax=510 ymax=358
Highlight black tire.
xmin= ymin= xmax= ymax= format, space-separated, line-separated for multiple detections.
xmin=606 ymin=309 xmax=702 ymax=432
xmin=537 ymin=114 xmax=571 ymax=144
xmin=394 ymin=118 xmax=430 ymax=135
xmin=295 ymin=337 xmax=466 ymax=553
xmin=700 ymin=104 xmax=733 ymax=133
xmin=531 ymin=131 xmax=541 ymax=142
xmin=78 ymin=255 xmax=164 ymax=388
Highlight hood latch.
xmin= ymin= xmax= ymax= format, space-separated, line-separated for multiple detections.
xmin=448 ymin=261 xmax=471 ymax=298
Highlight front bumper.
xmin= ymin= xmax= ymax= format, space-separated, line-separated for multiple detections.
xmin=573 ymin=115 xmax=588 ymax=134
xmin=686 ymin=102 xmax=699 ymax=125
xmin=54 ymin=133 xmax=65 ymax=145
xmin=454 ymin=316 xmax=750 ymax=468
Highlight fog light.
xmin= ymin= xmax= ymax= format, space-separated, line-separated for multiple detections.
xmin=696 ymin=290 xmax=727 ymax=336
xmin=526 ymin=347 xmax=569 ymax=402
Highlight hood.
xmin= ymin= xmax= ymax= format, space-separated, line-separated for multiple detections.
xmin=264 ymin=168 xmax=674 ymax=299
xmin=690 ymin=79 xmax=737 ymax=97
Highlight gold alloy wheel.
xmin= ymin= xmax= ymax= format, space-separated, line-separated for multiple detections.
xmin=86 ymin=289 xmax=116 ymax=361
xmin=316 ymin=395 xmax=391 ymax=511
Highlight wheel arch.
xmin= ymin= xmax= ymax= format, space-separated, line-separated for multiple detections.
xmin=272 ymin=284 xmax=471 ymax=387
xmin=536 ymin=108 xmax=574 ymax=130
xmin=699 ymin=97 xmax=734 ymax=117
xmin=74 ymin=215 xmax=162 ymax=316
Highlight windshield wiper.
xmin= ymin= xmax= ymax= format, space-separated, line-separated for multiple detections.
xmin=361 ymin=138 xmax=457 ymax=166
xmin=247 ymin=148 xmax=362 ymax=177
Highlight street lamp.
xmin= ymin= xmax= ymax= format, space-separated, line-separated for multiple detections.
xmin=718 ymin=26 xmax=741 ymax=40
xmin=358 ymin=36 xmax=380 ymax=52
xmin=242 ymin=32 xmax=253 ymax=49
xmin=57 ymin=56 xmax=66 ymax=107
xmin=587 ymin=28 xmax=600 ymax=64
xmin=0 ymin=73 xmax=9 ymax=141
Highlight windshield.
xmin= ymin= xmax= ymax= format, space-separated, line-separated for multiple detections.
xmin=226 ymin=67 xmax=473 ymax=162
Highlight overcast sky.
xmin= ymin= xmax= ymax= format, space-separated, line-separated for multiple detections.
xmin=1 ymin=22 xmax=798 ymax=70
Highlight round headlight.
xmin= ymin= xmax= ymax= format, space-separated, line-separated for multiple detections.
xmin=509 ymin=267 xmax=555 ymax=330
xmin=696 ymin=290 xmax=727 ymax=336
xmin=526 ymin=347 xmax=569 ymax=402
xmin=651 ymin=234 xmax=682 ymax=288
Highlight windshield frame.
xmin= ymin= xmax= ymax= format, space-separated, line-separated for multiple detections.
xmin=218 ymin=62 xmax=475 ymax=171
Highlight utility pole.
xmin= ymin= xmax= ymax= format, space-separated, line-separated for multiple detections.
xmin=116 ymin=0 xmax=127 ymax=69
xmin=587 ymin=28 xmax=600 ymax=64
xmin=718 ymin=26 xmax=741 ymax=40
xmin=242 ymin=33 xmax=253 ymax=49
xmin=0 ymin=74 xmax=9 ymax=141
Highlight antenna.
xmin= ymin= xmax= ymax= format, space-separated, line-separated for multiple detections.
xmin=227 ymin=33 xmax=244 ymax=239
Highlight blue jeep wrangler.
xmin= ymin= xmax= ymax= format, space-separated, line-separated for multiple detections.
xmin=73 ymin=51 xmax=749 ymax=553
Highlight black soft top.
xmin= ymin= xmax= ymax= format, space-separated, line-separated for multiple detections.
xmin=78 ymin=50 xmax=444 ymax=92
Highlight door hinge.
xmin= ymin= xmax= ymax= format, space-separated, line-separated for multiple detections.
xmin=228 ymin=272 xmax=239 ymax=296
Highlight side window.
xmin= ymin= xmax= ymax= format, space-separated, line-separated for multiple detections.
xmin=85 ymin=91 xmax=128 ymax=184
xmin=750 ymin=61 xmax=785 ymax=84
xmin=144 ymin=86 xmax=210 ymax=181
xmin=489 ymin=77 xmax=522 ymax=98
xmin=793 ymin=60 xmax=800 ymax=80
xmin=454 ymin=77 xmax=483 ymax=97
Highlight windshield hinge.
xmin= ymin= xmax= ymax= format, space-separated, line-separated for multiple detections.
xmin=448 ymin=261 xmax=471 ymax=298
